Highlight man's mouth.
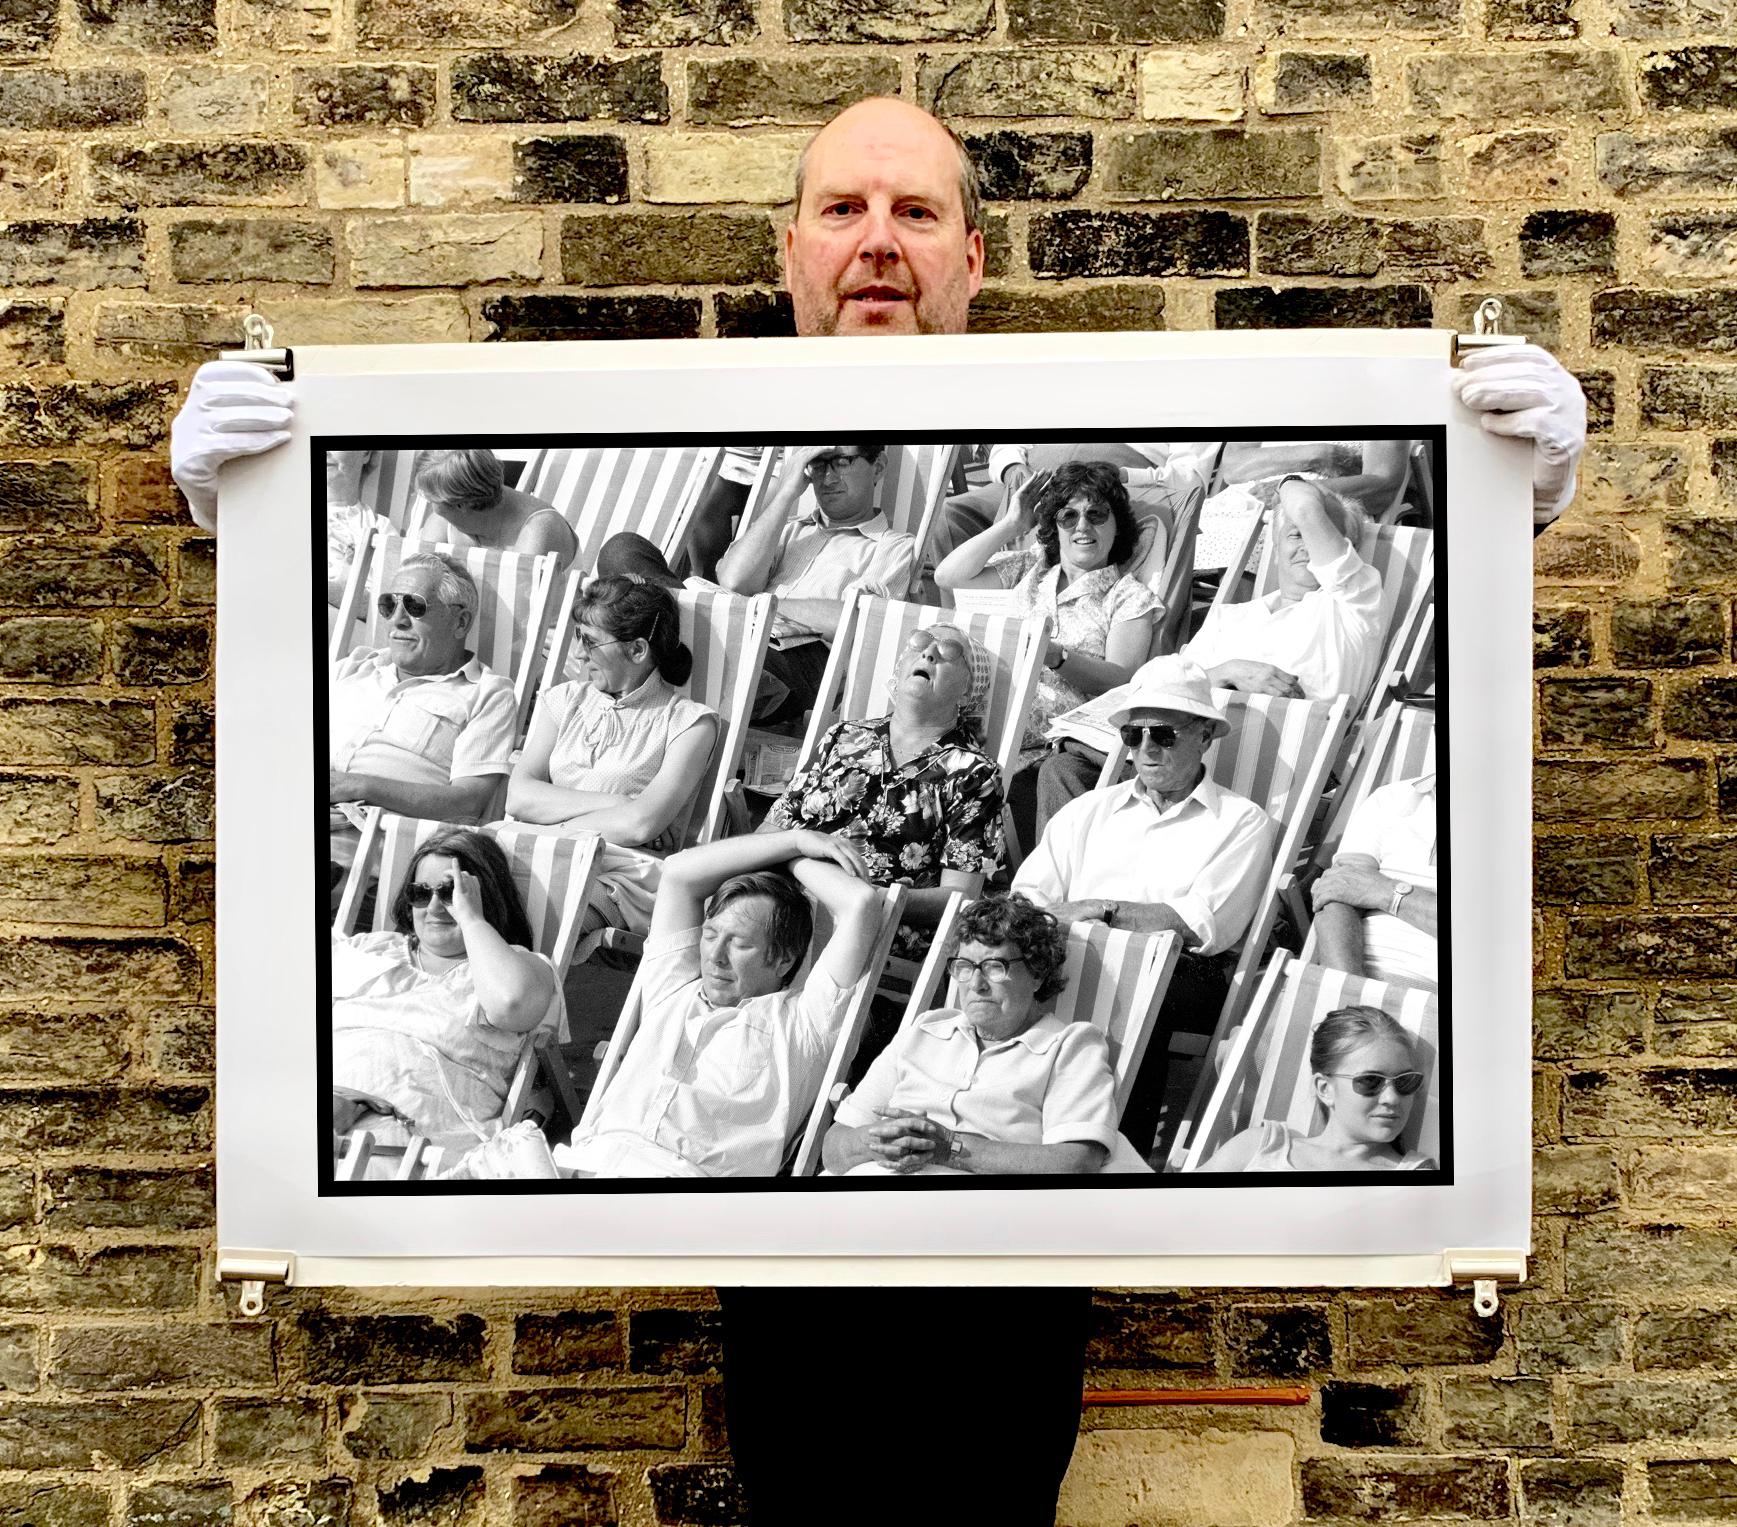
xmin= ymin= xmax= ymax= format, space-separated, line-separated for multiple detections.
xmin=846 ymin=286 xmax=909 ymax=305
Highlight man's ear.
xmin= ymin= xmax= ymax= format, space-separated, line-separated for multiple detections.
xmin=965 ymin=226 xmax=985 ymax=299
xmin=454 ymin=604 xmax=474 ymax=638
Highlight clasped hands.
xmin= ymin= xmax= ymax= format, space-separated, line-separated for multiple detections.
xmin=866 ymin=1109 xmax=962 ymax=1173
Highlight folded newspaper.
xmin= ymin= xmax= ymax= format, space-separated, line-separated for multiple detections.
xmin=1044 ymin=684 xmax=1137 ymax=755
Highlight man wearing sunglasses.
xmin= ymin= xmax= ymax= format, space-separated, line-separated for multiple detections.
xmin=328 ymin=553 xmax=517 ymax=881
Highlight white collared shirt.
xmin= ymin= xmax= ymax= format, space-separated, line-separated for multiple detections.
xmin=767 ymin=509 xmax=918 ymax=638
xmin=1013 ymin=774 xmax=1276 ymax=956
xmin=329 ymin=647 xmax=517 ymax=785
xmin=1337 ymin=774 xmax=1437 ymax=989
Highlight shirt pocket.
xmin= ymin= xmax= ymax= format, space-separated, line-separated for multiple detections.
xmin=378 ymin=699 xmax=461 ymax=768
xmin=693 ymin=1015 xmax=775 ymax=1096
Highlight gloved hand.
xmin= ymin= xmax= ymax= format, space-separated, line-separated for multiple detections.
xmin=170 ymin=360 xmax=294 ymax=532
xmin=1451 ymin=342 xmax=1587 ymax=529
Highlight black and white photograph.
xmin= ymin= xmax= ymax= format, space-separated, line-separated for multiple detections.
xmin=319 ymin=428 xmax=1444 ymax=1189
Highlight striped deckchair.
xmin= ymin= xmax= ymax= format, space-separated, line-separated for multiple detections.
xmin=1122 ymin=454 xmax=1210 ymax=660
xmin=504 ymin=446 xmax=720 ymax=571
xmin=1177 ymin=954 xmax=1439 ymax=1173
xmin=330 ymin=528 xmax=558 ymax=739
xmin=537 ymin=572 xmax=775 ymax=848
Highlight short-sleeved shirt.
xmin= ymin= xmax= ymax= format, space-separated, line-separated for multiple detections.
xmin=1181 ymin=541 xmax=1384 ymax=704
xmin=557 ymin=925 xmax=851 ymax=1178
xmin=835 ymin=1007 xmax=1118 ymax=1155
xmin=1336 ymin=774 xmax=1438 ymax=990
xmin=768 ymin=511 xmax=919 ymax=641
xmin=330 ymin=648 xmax=517 ymax=786
xmin=537 ymin=671 xmax=717 ymax=810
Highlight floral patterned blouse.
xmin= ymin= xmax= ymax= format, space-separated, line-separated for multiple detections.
xmin=765 ymin=716 xmax=1007 ymax=954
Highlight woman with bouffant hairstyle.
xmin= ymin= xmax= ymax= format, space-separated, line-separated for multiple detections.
xmin=508 ymin=574 xmax=720 ymax=940
xmin=413 ymin=448 xmax=578 ymax=570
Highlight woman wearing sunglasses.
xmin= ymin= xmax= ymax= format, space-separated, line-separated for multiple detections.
xmin=331 ymin=827 xmax=559 ymax=1158
xmin=1197 ymin=1005 xmax=1436 ymax=1173
xmin=507 ymin=575 xmax=720 ymax=945
xmin=934 ymin=461 xmax=1159 ymax=848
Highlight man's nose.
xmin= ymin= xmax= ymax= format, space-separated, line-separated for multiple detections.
xmin=855 ymin=204 xmax=901 ymax=262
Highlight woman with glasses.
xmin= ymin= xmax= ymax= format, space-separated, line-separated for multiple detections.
xmin=934 ymin=461 xmax=1159 ymax=848
xmin=413 ymin=448 xmax=579 ymax=571
xmin=1196 ymin=1005 xmax=1436 ymax=1173
xmin=820 ymin=894 xmax=1118 ymax=1176
xmin=332 ymin=827 xmax=559 ymax=1156
xmin=507 ymin=575 xmax=720 ymax=943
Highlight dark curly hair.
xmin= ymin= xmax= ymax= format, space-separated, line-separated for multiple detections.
xmin=576 ymin=573 xmax=694 ymax=687
xmin=392 ymin=827 xmax=534 ymax=952
xmin=1032 ymin=461 xmax=1140 ymax=573
xmin=706 ymin=869 xmax=814 ymax=991
xmin=952 ymin=893 xmax=1070 ymax=1003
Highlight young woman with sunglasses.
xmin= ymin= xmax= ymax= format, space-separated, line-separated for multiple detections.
xmin=1197 ymin=1004 xmax=1436 ymax=1173
xmin=331 ymin=827 xmax=559 ymax=1162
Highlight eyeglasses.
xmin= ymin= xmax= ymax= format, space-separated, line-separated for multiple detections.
xmin=806 ymin=453 xmax=866 ymax=478
xmin=905 ymin=630 xmax=968 ymax=663
xmin=405 ymin=880 xmax=454 ymax=908
xmin=378 ymin=592 xmax=433 ymax=620
xmin=1328 ymin=1071 xmax=1426 ymax=1098
xmin=576 ymin=633 xmax=631 ymax=657
xmin=1119 ymin=723 xmax=1187 ymax=751
xmin=1054 ymin=504 xmax=1112 ymax=531
xmin=947 ymin=955 xmax=1027 ymax=984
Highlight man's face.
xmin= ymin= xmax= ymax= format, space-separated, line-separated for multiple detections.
xmin=1125 ymin=707 xmax=1213 ymax=798
xmin=784 ymin=98 xmax=984 ymax=338
xmin=699 ymin=894 xmax=795 ymax=1006
xmin=806 ymin=447 xmax=883 ymax=524
xmin=382 ymin=565 xmax=470 ymax=677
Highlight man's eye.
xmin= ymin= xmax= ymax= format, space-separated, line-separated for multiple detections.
xmin=900 ymin=205 xmax=937 ymax=221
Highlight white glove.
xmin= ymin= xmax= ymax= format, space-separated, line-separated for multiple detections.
xmin=1451 ymin=342 xmax=1586 ymax=529
xmin=170 ymin=360 xmax=294 ymax=532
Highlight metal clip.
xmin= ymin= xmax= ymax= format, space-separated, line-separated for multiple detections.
xmin=1472 ymin=1279 xmax=1500 ymax=1318
xmin=1444 ymin=1251 xmax=1525 ymax=1318
xmin=219 ymin=310 xmax=295 ymax=380
xmin=217 ymin=1252 xmax=293 ymax=1316
xmin=1452 ymin=296 xmax=1526 ymax=362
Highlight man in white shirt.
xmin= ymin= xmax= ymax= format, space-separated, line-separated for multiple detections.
xmin=1312 ymin=773 xmax=1439 ymax=992
xmin=557 ymin=827 xmax=884 ymax=1177
xmin=328 ymin=552 xmax=516 ymax=874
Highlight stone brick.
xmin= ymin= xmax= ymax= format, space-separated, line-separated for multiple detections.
xmin=787 ymin=0 xmax=991 ymax=40
xmin=513 ymin=137 xmax=628 ymax=204
xmin=1600 ymin=129 xmax=1737 ymax=196
xmin=171 ymin=853 xmax=213 ymax=923
xmin=511 ymin=1467 xmax=617 ymax=1527
xmin=88 ymin=141 xmax=307 ymax=208
xmin=1410 ymin=51 xmax=1625 ymax=116
xmin=1457 ymin=129 xmax=1570 ymax=197
xmin=921 ymin=51 xmax=1136 ymax=119
xmin=0 ymin=1485 xmax=111 ymax=1527
xmin=0 ymin=382 xmax=171 ymax=450
xmin=112 ymin=619 xmax=209 ymax=686
xmin=213 ymin=1397 xmax=324 ymax=1463
xmin=257 ymin=295 xmax=469 ymax=344
xmin=715 ymin=290 xmax=793 ymax=338
xmin=1655 ymin=987 xmax=1737 ymax=1057
xmin=0 ymin=700 xmax=156 ymax=766
xmin=167 ymin=218 xmax=334 ymax=284
xmin=1224 ymin=1304 xmax=1332 ymax=1377
xmin=1256 ymin=51 xmax=1371 ymax=113
xmin=230 ymin=0 xmax=333 ymax=49
xmin=643 ymin=133 xmax=804 ymax=204
xmin=169 ymin=701 xmax=211 ymax=765
xmin=0 ymin=1085 xmax=206 ymax=1153
xmin=1255 ymin=212 xmax=1380 ymax=275
xmin=686 ymin=58 xmax=898 ymax=125
xmin=93 ymin=771 xmax=212 ymax=842
xmin=1217 ymin=285 xmax=1433 ymax=329
xmin=1664 ymin=676 xmax=1737 ymax=739
xmin=616 ymin=0 xmax=755 ymax=44
xmin=244 ymin=1481 xmax=351 ymax=1527
xmin=50 ymin=1325 xmax=272 ymax=1392
xmin=0 ymin=1329 xmax=39 ymax=1393
xmin=1301 ymin=1459 xmax=1510 ymax=1521
xmin=315 ymin=140 xmax=404 ymax=209
xmin=339 ymin=1392 xmax=452 ymax=1459
xmin=292 ymin=65 xmax=435 ymax=127
xmin=1515 ymin=1302 xmax=1625 ymax=1373
xmin=964 ymin=130 xmax=1091 ymax=199
xmin=0 ymin=69 xmax=146 ymax=130
xmin=1568 ymin=915 xmax=1737 ymax=978
xmin=1537 ymin=1146 xmax=1621 ymax=1214
xmin=645 ymin=1463 xmax=747 ymax=1526
xmin=1641 ymin=46 xmax=1737 ymax=110
xmin=479 ymin=293 xmax=700 ymax=341
xmin=1716 ymin=440 xmax=1737 ymax=500
xmin=1597 ymin=289 xmax=1737 ymax=354
xmin=1651 ymin=833 xmax=1737 ymax=903
xmin=1533 ymin=519 xmax=1640 ymax=584
xmin=1520 ymin=1460 xmax=1622 ymax=1527
xmin=451 ymin=53 xmax=667 ymax=123
xmin=377 ymin=1468 xmax=482 ymax=1527
xmin=154 ymin=65 xmax=267 ymax=132
xmin=1336 ymin=133 xmax=1445 ymax=200
xmin=1580 ymin=370 xmax=1615 ymax=433
xmin=1580 ymin=442 xmax=1690 ymax=515
xmin=1320 ymin=1380 xmax=1428 ymax=1447
xmin=107 ymin=459 xmax=184 ymax=527
xmin=0 ymin=778 xmax=79 ymax=845
xmin=93 ymin=302 xmax=243 ymax=369
xmin=560 ymin=212 xmax=776 ymax=286
xmin=1030 ymin=210 xmax=1247 ymax=277
xmin=350 ymin=215 xmax=542 ymax=287
xmin=1574 ymin=1064 xmax=1737 ymax=1138
xmin=1648 ymin=1460 xmax=1737 ymax=1521
xmin=0 ymin=0 xmax=56 ymax=54
xmin=1108 ymin=127 xmax=1319 ymax=199
xmin=75 ymin=0 xmax=214 ymax=50
xmin=406 ymin=137 xmax=513 ymax=207
xmin=1534 ymin=607 xmax=1591 ymax=668
xmin=1441 ymin=1377 xmax=1554 ymax=1449
xmin=0 ymin=1399 xmax=199 ymax=1467
xmin=513 ymin=1310 xmax=620 ymax=1374
xmin=1521 ymin=211 xmax=1616 ymax=276
xmin=628 ymin=1308 xmax=722 ymax=1375
xmin=1533 ymin=834 xmax=1640 ymax=904
xmin=0 ymin=1011 xmax=128 ymax=1081
xmin=0 ymin=619 xmax=101 ymax=683
xmin=463 ymin=1388 xmax=685 ymax=1451
xmin=356 ymin=0 xmax=574 ymax=44
xmin=0 ymin=218 xmax=146 ymax=289
xmin=976 ymin=286 xmax=1175 ymax=335
xmin=1568 ymin=1379 xmax=1737 ymax=1443
xmin=1571 ymin=1221 xmax=1737 ymax=1298
xmin=1539 ymin=676 xmax=1653 ymax=748
xmin=1452 ymin=289 xmax=1562 ymax=352
xmin=125 ymin=1483 xmax=231 ymax=1527
xmin=1636 ymin=1309 xmax=1737 ymax=1369
xmin=1262 ymin=0 xmax=1457 ymax=23
xmin=0 ymin=146 xmax=67 ymax=212
xmin=1488 ymin=0 xmax=1576 ymax=36
xmin=0 ymin=1247 xmax=197 ymax=1314
xmin=0 ymin=299 xmax=63 ymax=367
xmin=1139 ymin=50 xmax=1243 ymax=120
xmin=0 ymin=854 xmax=166 ymax=924
xmin=1087 ymin=1295 xmax=1215 ymax=1371
xmin=1648 ymin=215 xmax=1737 ymax=280
xmin=1061 ymin=1431 xmax=1295 ymax=1526
xmin=302 ymin=1313 xmax=486 ymax=1384
xmin=1347 ymin=1295 xmax=1504 ymax=1366
xmin=1665 ymin=514 xmax=1737 ymax=587
xmin=42 ymin=1165 xmax=212 ymax=1231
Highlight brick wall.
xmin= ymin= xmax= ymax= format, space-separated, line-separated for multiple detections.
xmin=2 ymin=0 xmax=1735 ymax=1519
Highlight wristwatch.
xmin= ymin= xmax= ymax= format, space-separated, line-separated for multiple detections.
xmin=1389 ymin=882 xmax=1414 ymax=916
xmin=1101 ymin=900 xmax=1119 ymax=928
xmin=947 ymin=1134 xmax=966 ymax=1163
